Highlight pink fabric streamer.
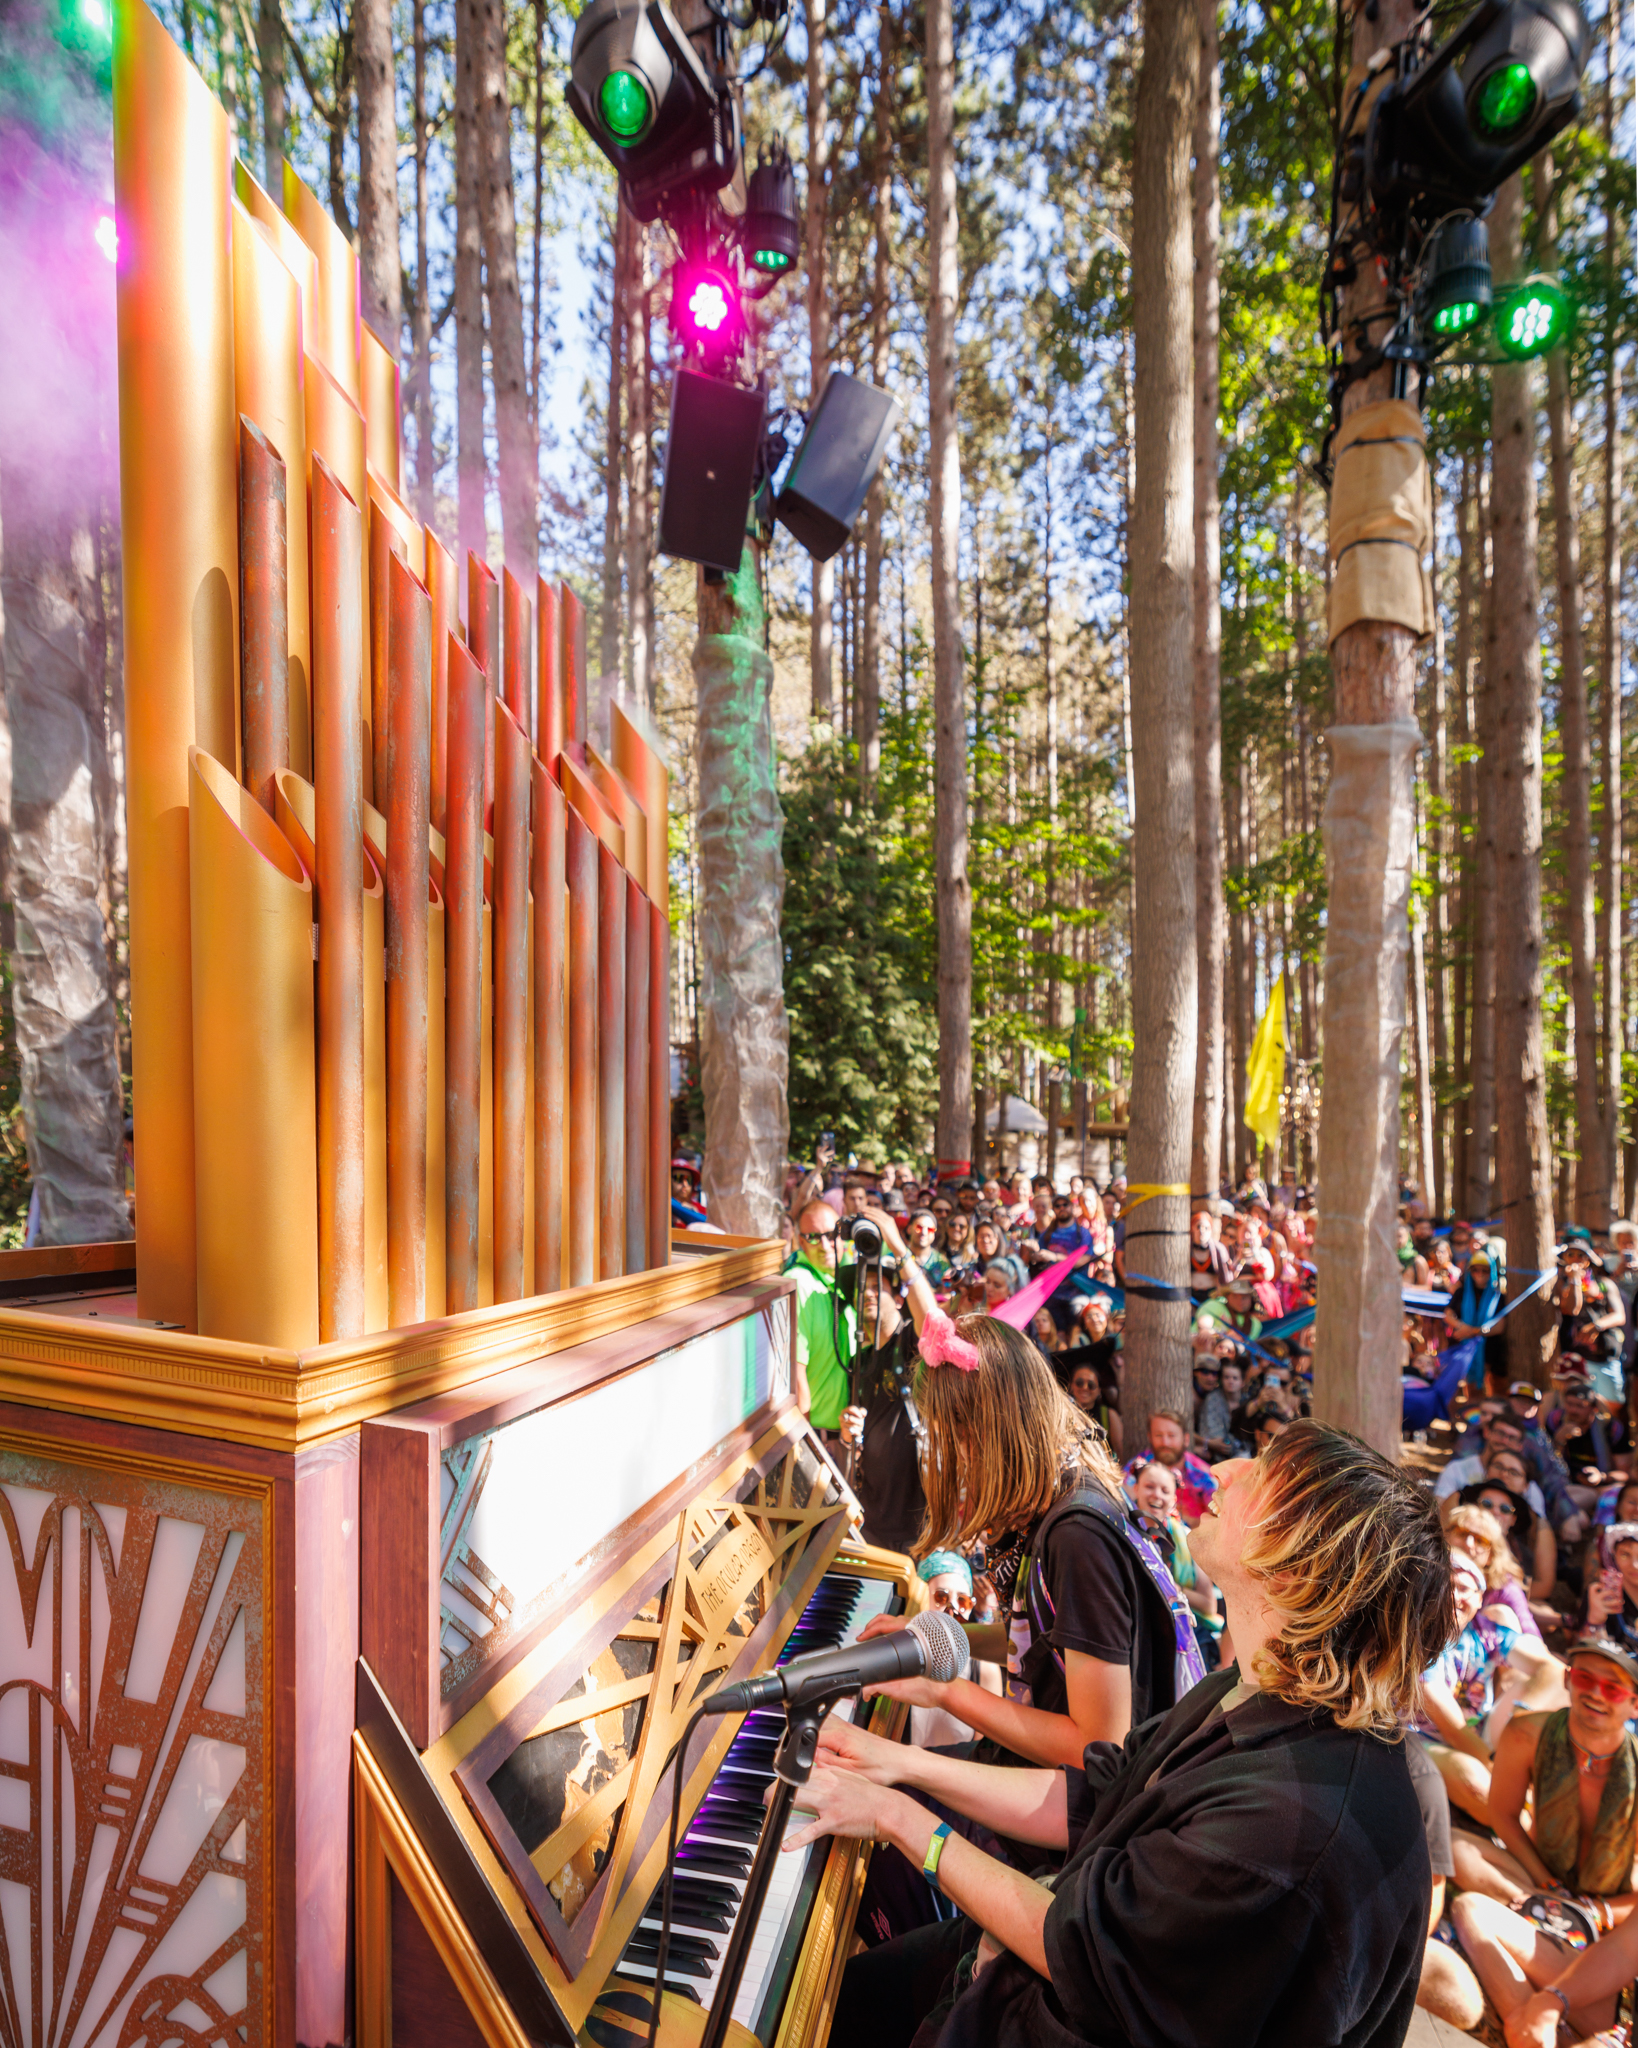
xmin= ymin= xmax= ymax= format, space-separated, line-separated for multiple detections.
xmin=992 ymin=1251 xmax=1084 ymax=1332
xmin=918 ymin=1303 xmax=981 ymax=1372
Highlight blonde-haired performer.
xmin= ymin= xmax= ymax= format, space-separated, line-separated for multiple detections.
xmin=856 ymin=1208 xmax=1204 ymax=1783
xmin=797 ymin=1421 xmax=1452 ymax=2048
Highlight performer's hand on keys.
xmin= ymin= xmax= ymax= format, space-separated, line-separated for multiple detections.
xmin=813 ymin=1713 xmax=902 ymax=1785
xmin=783 ymin=1763 xmax=891 ymax=1849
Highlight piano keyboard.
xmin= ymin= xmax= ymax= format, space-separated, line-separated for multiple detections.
xmin=615 ymin=1571 xmax=900 ymax=2041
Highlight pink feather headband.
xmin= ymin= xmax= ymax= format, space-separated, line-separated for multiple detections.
xmin=918 ymin=1303 xmax=981 ymax=1372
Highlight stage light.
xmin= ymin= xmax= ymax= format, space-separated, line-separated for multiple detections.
xmin=94 ymin=213 xmax=117 ymax=263
xmin=1368 ymin=0 xmax=1591 ymax=221
xmin=80 ymin=0 xmax=110 ymax=33
xmin=670 ymin=260 xmax=744 ymax=362
xmin=568 ymin=0 xmax=737 ymax=214
xmin=743 ymin=144 xmax=800 ymax=275
xmin=1493 ymin=274 xmax=1572 ymax=357
xmin=1421 ymin=216 xmax=1492 ymax=337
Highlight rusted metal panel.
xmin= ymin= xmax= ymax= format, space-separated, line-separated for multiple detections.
xmin=535 ymin=575 xmax=560 ymax=772
xmin=311 ymin=453 xmax=366 ymax=1340
xmin=468 ymin=555 xmax=499 ymax=826
xmin=492 ymin=702 xmax=529 ymax=1305
xmin=623 ymin=875 xmax=649 ymax=1274
xmin=425 ymin=530 xmax=458 ymax=837
xmin=237 ymin=416 xmax=288 ymax=815
xmin=444 ymin=635 xmax=487 ymax=1314
xmin=385 ymin=553 xmax=432 ymax=1329
xmin=597 ymin=843 xmax=626 ymax=1282
xmin=532 ymin=763 xmax=566 ymax=1294
xmin=566 ymin=805 xmax=598 ymax=1288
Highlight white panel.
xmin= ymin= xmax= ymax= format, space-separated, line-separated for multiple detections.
xmin=0 ymin=1517 xmax=54 ymax=1687
xmin=61 ymin=1505 xmax=82 ymax=1735
xmin=72 ymin=1925 xmax=149 ymax=2048
xmin=0 ymin=1879 xmax=28 ymax=2046
xmin=61 ymin=1822 xmax=118 ymax=2035
xmin=139 ymin=1737 xmax=245 ymax=1885
xmin=0 ymin=1776 xmax=26 ymax=1830
xmin=221 ymin=1818 xmax=247 ymax=1864
xmin=89 ymin=1545 xmax=111 ymax=1744
xmin=202 ymin=1609 xmax=246 ymax=1718
xmin=108 ymin=1744 xmax=141 ymax=1780
xmin=85 ymin=1871 xmax=243 ymax=2046
xmin=124 ymin=1517 xmax=205 ymax=1704
xmin=92 ymin=1500 xmax=127 ymax=1573
xmin=202 ymin=1947 xmax=247 ymax=2015
xmin=0 ymin=1687 xmax=29 ymax=1766
xmin=451 ymin=1311 xmax=772 ymax=1647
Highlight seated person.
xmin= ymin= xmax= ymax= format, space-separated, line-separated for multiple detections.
xmin=1191 ymin=1354 xmax=1235 ymax=1460
xmin=1546 ymin=1375 xmax=1627 ymax=1506
xmin=799 ymin=1424 xmax=1453 ymax=2048
xmin=1195 ymin=1269 xmax=1263 ymax=1346
xmin=1437 ymin=1419 xmax=1549 ymax=1520
xmin=1451 ymin=1640 xmax=1638 ymax=2039
xmin=1461 ymin=1479 xmax=1560 ymax=1634
xmin=1439 ymin=1498 xmax=1540 ymax=1637
xmin=1243 ymin=1402 xmax=1291 ymax=1456
xmin=1132 ymin=1410 xmax=1216 ymax=1525
xmin=1413 ymin=1549 xmax=1561 ymax=1830
xmin=1500 ymin=1849 xmax=1638 ymax=2046
xmin=1577 ymin=1521 xmax=1638 ymax=1659
xmin=1126 ymin=1456 xmax=1218 ymax=1630
xmin=1555 ymin=1235 xmax=1629 ymax=1398
xmin=1426 ymin=1234 xmax=1463 ymax=1297
xmin=1410 ymin=1735 xmax=1486 ymax=2034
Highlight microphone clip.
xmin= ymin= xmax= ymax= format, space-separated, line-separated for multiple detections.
xmin=773 ymin=1676 xmax=860 ymax=1785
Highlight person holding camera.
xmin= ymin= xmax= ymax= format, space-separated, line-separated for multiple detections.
xmin=839 ymin=1259 xmax=926 ymax=1556
xmin=790 ymin=1200 xmax=856 ymax=1445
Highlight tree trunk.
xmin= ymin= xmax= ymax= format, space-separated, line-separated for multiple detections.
xmin=859 ymin=20 xmax=893 ymax=802
xmin=602 ymin=207 xmax=626 ymax=685
xmin=257 ymin=0 xmax=284 ymax=192
xmin=927 ymin=0 xmax=969 ymax=1176
xmin=805 ymin=0 xmax=833 ymax=724
xmin=1468 ymin=454 xmax=1498 ymax=1216
xmin=1599 ymin=0 xmax=1624 ymax=1215
xmin=477 ymin=0 xmax=538 ymax=574
xmin=1313 ymin=0 xmax=1422 ymax=1455
xmin=454 ymin=0 xmax=487 ymax=566
xmin=1189 ymin=0 xmax=1224 ymax=1208
xmin=696 ymin=547 xmax=789 ymax=1234
xmin=1489 ymin=172 xmax=1557 ymax=1381
xmin=354 ymin=0 xmax=402 ymax=350
xmin=1537 ymin=151 xmax=1607 ymax=1227
xmin=1123 ymin=0 xmax=1197 ymax=1438
xmin=410 ymin=0 xmax=435 ymax=523
xmin=1451 ymin=452 xmax=1474 ymax=1210
xmin=626 ymin=223 xmax=653 ymax=708
xmin=1428 ymin=485 xmax=1450 ymax=1215
xmin=0 ymin=499 xmax=131 ymax=1244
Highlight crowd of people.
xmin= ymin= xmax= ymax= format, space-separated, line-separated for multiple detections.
xmin=716 ymin=1143 xmax=1638 ymax=2046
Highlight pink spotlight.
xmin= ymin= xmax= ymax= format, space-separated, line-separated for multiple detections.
xmin=94 ymin=214 xmax=118 ymax=264
xmin=687 ymin=278 xmax=730 ymax=335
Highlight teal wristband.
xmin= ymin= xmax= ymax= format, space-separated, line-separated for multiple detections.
xmin=922 ymin=1820 xmax=954 ymax=1890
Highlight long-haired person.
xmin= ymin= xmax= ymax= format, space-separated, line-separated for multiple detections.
xmin=859 ymin=1208 xmax=1202 ymax=1773
xmin=795 ymin=1422 xmax=1453 ymax=2048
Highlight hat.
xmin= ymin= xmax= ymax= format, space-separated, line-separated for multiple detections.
xmin=1567 ymin=1639 xmax=1638 ymax=1692
xmin=1606 ymin=1523 xmax=1638 ymax=1549
xmin=1559 ymin=1376 xmax=1595 ymax=1397
xmin=917 ymin=1550 xmax=973 ymax=1592
xmin=1564 ymin=1223 xmax=1595 ymax=1245
xmin=1449 ymin=1549 xmax=1487 ymax=1592
xmin=1506 ymin=1381 xmax=1540 ymax=1402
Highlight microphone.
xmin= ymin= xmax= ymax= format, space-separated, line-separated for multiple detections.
xmin=701 ymin=1606 xmax=972 ymax=1716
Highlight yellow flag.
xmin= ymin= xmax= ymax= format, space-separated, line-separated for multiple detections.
xmin=1243 ymin=978 xmax=1287 ymax=1156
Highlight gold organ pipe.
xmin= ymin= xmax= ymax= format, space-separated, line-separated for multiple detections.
xmin=238 ymin=419 xmax=288 ymax=815
xmin=283 ymin=161 xmax=361 ymax=401
xmin=369 ymin=499 xmax=407 ymax=808
xmin=311 ymin=452 xmax=367 ymax=1341
xmin=303 ymin=352 xmax=371 ymax=802
xmin=610 ymin=704 xmax=671 ymax=1267
xmin=427 ymin=533 xmax=458 ymax=835
xmin=444 ymin=635 xmax=486 ymax=1313
xmin=232 ymin=200 xmax=311 ymax=779
xmin=386 ymin=555 xmax=432 ymax=1328
xmin=468 ymin=555 xmax=499 ymax=824
xmin=532 ymin=763 xmax=565 ymax=1294
xmin=502 ymin=570 xmax=531 ymax=732
xmin=425 ymin=879 xmax=446 ymax=1318
xmin=493 ymin=702 xmax=530 ymax=1303
xmin=597 ymin=843 xmax=626 ymax=1282
xmin=188 ymin=748 xmax=319 ymax=1348
xmin=360 ymin=322 xmax=401 ymax=492
xmin=623 ymin=873 xmax=650 ymax=1274
xmin=536 ymin=575 xmax=561 ymax=773
xmin=566 ymin=804 xmax=598 ymax=1288
xmin=363 ymin=844 xmax=388 ymax=1332
xmin=560 ymin=582 xmax=586 ymax=748
xmin=114 ymin=0 xmax=238 ymax=1326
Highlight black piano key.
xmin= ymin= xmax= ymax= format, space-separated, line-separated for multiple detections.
xmin=647 ymin=1903 xmax=736 ymax=1936
xmin=625 ymin=1932 xmax=720 ymax=1964
xmin=675 ymin=1845 xmax=754 ymax=1877
xmin=691 ymin=1815 xmax=762 ymax=1845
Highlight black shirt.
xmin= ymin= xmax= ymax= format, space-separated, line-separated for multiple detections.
xmin=852 ymin=1321 xmax=925 ymax=1556
xmin=931 ymin=1672 xmax=1430 ymax=2048
xmin=1017 ymin=1499 xmax=1170 ymax=1731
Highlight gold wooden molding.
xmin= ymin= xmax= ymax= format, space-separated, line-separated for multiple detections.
xmin=0 ymin=1237 xmax=782 ymax=1451
xmin=354 ymin=1733 xmax=536 ymax=2048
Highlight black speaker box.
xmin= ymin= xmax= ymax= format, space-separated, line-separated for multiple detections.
xmin=657 ymin=369 xmax=766 ymax=573
xmin=775 ymin=372 xmax=900 ymax=562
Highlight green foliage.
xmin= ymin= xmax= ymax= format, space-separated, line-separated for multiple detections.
xmin=781 ymin=733 xmax=939 ymax=1163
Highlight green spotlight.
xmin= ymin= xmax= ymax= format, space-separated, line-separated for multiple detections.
xmin=598 ymin=67 xmax=652 ymax=141
xmin=1433 ymin=299 xmax=1483 ymax=334
xmin=1494 ymin=275 xmax=1572 ymax=358
xmin=1473 ymin=58 xmax=1537 ymax=137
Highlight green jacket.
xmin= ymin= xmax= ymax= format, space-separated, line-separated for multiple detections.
xmin=790 ymin=1252 xmax=856 ymax=1431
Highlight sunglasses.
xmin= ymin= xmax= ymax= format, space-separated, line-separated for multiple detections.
xmin=802 ymin=1227 xmax=837 ymax=1243
xmin=1570 ymin=1667 xmax=1638 ymax=1705
xmin=1477 ymin=1496 xmax=1517 ymax=1520
xmin=1195 ymin=1367 xmax=1220 ymax=1379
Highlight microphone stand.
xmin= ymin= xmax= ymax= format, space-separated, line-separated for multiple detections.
xmin=697 ymin=1682 xmax=849 ymax=2048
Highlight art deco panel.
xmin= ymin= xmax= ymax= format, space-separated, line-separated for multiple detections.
xmin=0 ymin=1434 xmax=270 ymax=2047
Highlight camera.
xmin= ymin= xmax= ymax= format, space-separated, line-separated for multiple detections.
xmin=837 ymin=1217 xmax=883 ymax=1258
